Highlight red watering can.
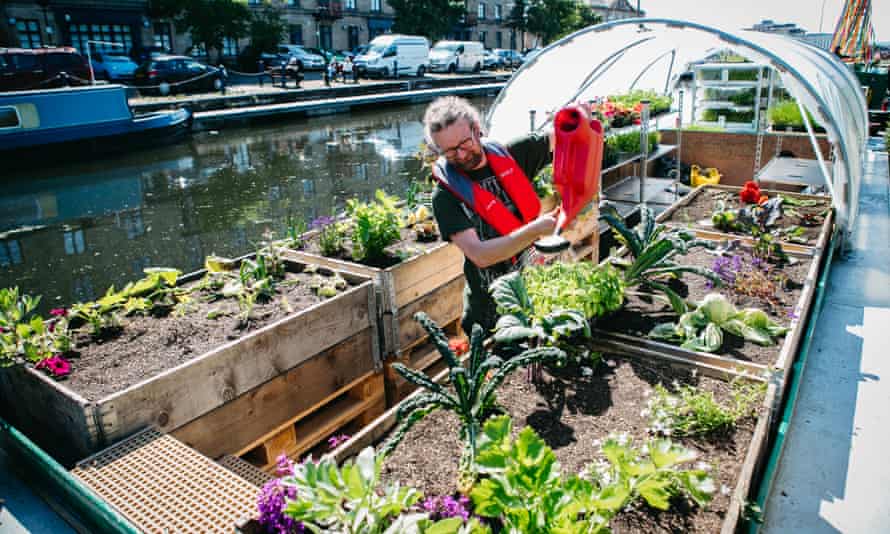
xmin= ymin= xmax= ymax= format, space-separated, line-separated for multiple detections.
xmin=535 ymin=104 xmax=604 ymax=253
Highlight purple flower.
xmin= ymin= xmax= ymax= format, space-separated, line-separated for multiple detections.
xmin=422 ymin=494 xmax=472 ymax=521
xmin=310 ymin=215 xmax=335 ymax=230
xmin=327 ymin=434 xmax=351 ymax=450
xmin=257 ymin=478 xmax=303 ymax=534
xmin=787 ymin=308 xmax=799 ymax=320
xmin=275 ymin=454 xmax=295 ymax=476
xmin=36 ymin=356 xmax=71 ymax=378
xmin=50 ymin=308 xmax=68 ymax=317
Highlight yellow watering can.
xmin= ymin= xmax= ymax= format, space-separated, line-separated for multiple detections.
xmin=691 ymin=164 xmax=722 ymax=187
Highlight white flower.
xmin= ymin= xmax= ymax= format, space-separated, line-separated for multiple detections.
xmin=695 ymin=461 xmax=712 ymax=471
xmin=671 ymin=379 xmax=681 ymax=389
xmin=616 ymin=432 xmax=630 ymax=446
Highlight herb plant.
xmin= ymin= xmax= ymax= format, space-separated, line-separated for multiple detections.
xmin=382 ymin=312 xmax=565 ymax=493
xmin=285 ymin=214 xmax=307 ymax=250
xmin=523 ymin=262 xmax=625 ymax=319
xmin=470 ymin=416 xmax=715 ymax=533
xmin=649 ymin=293 xmax=789 ymax=352
xmin=645 ymin=379 xmax=764 ymax=437
xmin=346 ymin=190 xmax=403 ymax=263
xmin=601 ymin=203 xmax=721 ymax=314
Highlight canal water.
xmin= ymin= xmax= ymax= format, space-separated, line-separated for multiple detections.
xmin=0 ymin=97 xmax=493 ymax=311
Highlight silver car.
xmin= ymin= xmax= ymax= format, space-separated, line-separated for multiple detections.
xmin=275 ymin=45 xmax=326 ymax=71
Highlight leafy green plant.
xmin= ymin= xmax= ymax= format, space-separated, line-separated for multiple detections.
xmin=769 ymin=99 xmax=821 ymax=130
xmin=282 ymin=446 xmax=421 ymax=533
xmin=0 ymin=288 xmax=70 ymax=366
xmin=649 ymin=293 xmax=789 ymax=352
xmin=285 ymin=213 xmax=307 ymax=250
xmin=701 ymin=108 xmax=755 ymax=123
xmin=523 ymin=262 xmax=625 ymax=320
xmin=645 ymin=379 xmax=765 ymax=437
xmin=346 ymin=190 xmax=403 ymax=263
xmin=70 ymin=287 xmax=126 ymax=336
xmin=606 ymin=130 xmax=659 ymax=156
xmin=727 ymin=68 xmax=759 ymax=81
xmin=381 ymin=312 xmax=565 ymax=493
xmin=531 ymin=165 xmax=556 ymax=199
xmin=470 ymin=416 xmax=715 ymax=533
xmin=606 ymin=89 xmax=673 ymax=115
xmin=601 ymin=203 xmax=721 ymax=314
xmin=318 ymin=220 xmax=349 ymax=257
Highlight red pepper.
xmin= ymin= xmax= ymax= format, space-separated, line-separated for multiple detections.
xmin=448 ymin=338 xmax=469 ymax=356
xmin=740 ymin=181 xmax=761 ymax=204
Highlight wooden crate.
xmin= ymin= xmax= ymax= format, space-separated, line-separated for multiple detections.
xmin=383 ymin=316 xmax=463 ymax=406
xmin=0 ymin=259 xmax=378 ymax=465
xmin=285 ymin=241 xmax=466 ymax=357
xmin=237 ymin=371 xmax=385 ymax=472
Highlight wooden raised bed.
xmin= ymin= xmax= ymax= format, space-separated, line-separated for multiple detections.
xmin=0 ymin=259 xmax=378 ymax=465
xmin=657 ymin=184 xmax=834 ymax=252
xmin=324 ymin=350 xmax=774 ymax=534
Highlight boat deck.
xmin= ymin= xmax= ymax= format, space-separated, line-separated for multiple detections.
xmin=762 ymin=139 xmax=890 ymax=532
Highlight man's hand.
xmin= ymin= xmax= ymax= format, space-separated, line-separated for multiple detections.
xmin=450 ymin=207 xmax=561 ymax=269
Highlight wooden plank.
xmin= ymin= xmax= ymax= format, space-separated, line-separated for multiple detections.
xmin=100 ymin=279 xmax=375 ymax=445
xmin=394 ymin=276 xmax=465 ymax=354
xmin=172 ymin=328 xmax=376 ymax=459
xmin=259 ymin=426 xmax=298 ymax=467
xmin=390 ymin=243 xmax=465 ymax=310
xmin=0 ymin=365 xmax=98 ymax=465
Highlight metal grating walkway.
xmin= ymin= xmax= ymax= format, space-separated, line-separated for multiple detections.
xmin=71 ymin=428 xmax=257 ymax=533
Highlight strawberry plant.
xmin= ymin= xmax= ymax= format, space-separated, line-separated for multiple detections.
xmin=382 ymin=312 xmax=564 ymax=493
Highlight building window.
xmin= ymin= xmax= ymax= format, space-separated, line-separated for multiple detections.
xmin=153 ymin=23 xmax=172 ymax=52
xmin=347 ymin=25 xmax=360 ymax=50
xmin=371 ymin=0 xmax=382 ymax=12
xmin=16 ymin=20 xmax=43 ymax=49
xmin=190 ymin=42 xmax=208 ymax=58
xmin=495 ymin=31 xmax=502 ymax=48
xmin=344 ymin=0 xmax=356 ymax=9
xmin=290 ymin=24 xmax=303 ymax=45
xmin=477 ymin=3 xmax=485 ymax=20
xmin=222 ymin=37 xmax=239 ymax=57
xmin=69 ymin=23 xmax=133 ymax=54
xmin=478 ymin=30 xmax=486 ymax=45
xmin=319 ymin=25 xmax=332 ymax=50
xmin=495 ymin=4 xmax=502 ymax=20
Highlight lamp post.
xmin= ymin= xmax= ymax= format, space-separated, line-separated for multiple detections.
xmin=86 ymin=40 xmax=124 ymax=84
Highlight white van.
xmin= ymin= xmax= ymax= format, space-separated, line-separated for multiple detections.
xmin=354 ymin=34 xmax=430 ymax=78
xmin=428 ymin=41 xmax=484 ymax=73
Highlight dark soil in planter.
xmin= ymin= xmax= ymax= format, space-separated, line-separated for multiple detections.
xmin=665 ymin=188 xmax=830 ymax=245
xmin=380 ymin=356 xmax=762 ymax=533
xmin=63 ymin=266 xmax=353 ymax=401
xmin=300 ymin=225 xmax=446 ymax=268
xmin=598 ymin=246 xmax=810 ymax=366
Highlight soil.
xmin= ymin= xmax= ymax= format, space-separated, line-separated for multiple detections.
xmin=301 ymin=224 xmax=445 ymax=269
xmin=597 ymin=246 xmax=811 ymax=366
xmin=665 ymin=188 xmax=830 ymax=245
xmin=380 ymin=355 xmax=763 ymax=533
xmin=62 ymin=264 xmax=354 ymax=401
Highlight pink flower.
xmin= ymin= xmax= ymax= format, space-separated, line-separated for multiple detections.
xmin=36 ymin=356 xmax=71 ymax=378
xmin=327 ymin=434 xmax=351 ymax=450
xmin=49 ymin=308 xmax=68 ymax=317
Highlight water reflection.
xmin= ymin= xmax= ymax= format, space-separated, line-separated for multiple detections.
xmin=0 ymin=98 xmax=493 ymax=310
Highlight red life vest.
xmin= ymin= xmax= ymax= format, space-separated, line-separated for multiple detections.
xmin=431 ymin=140 xmax=541 ymax=236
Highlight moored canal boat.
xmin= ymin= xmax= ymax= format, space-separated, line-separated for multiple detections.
xmin=0 ymin=84 xmax=191 ymax=168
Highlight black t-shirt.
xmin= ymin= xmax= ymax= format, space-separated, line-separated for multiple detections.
xmin=432 ymin=132 xmax=551 ymax=334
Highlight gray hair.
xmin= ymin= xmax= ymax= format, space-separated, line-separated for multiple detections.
xmin=423 ymin=96 xmax=482 ymax=152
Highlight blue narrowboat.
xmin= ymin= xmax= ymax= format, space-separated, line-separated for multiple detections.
xmin=0 ymin=84 xmax=191 ymax=167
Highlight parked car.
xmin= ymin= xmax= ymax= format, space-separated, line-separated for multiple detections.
xmin=428 ymin=40 xmax=484 ymax=73
xmin=90 ymin=53 xmax=138 ymax=82
xmin=493 ymin=48 xmax=523 ymax=69
xmin=129 ymin=45 xmax=168 ymax=66
xmin=483 ymin=49 xmax=504 ymax=70
xmin=355 ymin=34 xmax=430 ymax=78
xmin=0 ymin=47 xmax=91 ymax=92
xmin=274 ymin=45 xmax=326 ymax=71
xmin=133 ymin=55 xmax=224 ymax=95
xmin=523 ymin=47 xmax=544 ymax=63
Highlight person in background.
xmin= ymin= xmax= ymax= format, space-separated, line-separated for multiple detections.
xmin=342 ymin=56 xmax=354 ymax=83
xmin=424 ymin=96 xmax=556 ymax=335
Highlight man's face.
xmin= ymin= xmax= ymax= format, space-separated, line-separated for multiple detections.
xmin=432 ymin=118 xmax=484 ymax=172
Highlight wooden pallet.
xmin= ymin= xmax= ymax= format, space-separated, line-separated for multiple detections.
xmin=238 ymin=371 xmax=385 ymax=472
xmin=384 ymin=317 xmax=463 ymax=406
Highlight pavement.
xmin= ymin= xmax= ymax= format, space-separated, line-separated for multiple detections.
xmin=762 ymin=139 xmax=890 ymax=533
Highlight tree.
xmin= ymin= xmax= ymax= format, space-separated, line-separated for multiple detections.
xmin=389 ymin=0 xmax=465 ymax=42
xmin=526 ymin=0 xmax=602 ymax=46
xmin=249 ymin=5 xmax=287 ymax=54
xmin=170 ymin=0 xmax=251 ymax=64
xmin=506 ymin=0 xmax=529 ymax=50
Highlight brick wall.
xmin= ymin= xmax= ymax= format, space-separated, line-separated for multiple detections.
xmin=659 ymin=130 xmax=832 ymax=187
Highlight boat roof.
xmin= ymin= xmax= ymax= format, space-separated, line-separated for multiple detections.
xmin=0 ymin=47 xmax=80 ymax=55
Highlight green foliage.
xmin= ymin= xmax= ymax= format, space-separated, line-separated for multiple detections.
xmin=523 ymin=262 xmax=625 ymax=320
xmin=606 ymin=130 xmax=659 ymax=156
xmin=346 ymin=190 xmax=403 ymax=263
xmin=204 ymin=246 xmax=289 ymax=324
xmin=607 ymin=90 xmax=672 ymax=115
xmin=285 ymin=213 xmax=307 ymax=250
xmin=167 ymin=0 xmax=251 ymax=62
xmin=0 ymin=288 xmax=69 ymax=366
xmin=646 ymin=379 xmax=764 ymax=437
xmin=470 ymin=416 xmax=715 ymax=533
xmin=282 ymin=447 xmax=422 ymax=533
xmin=701 ymin=108 xmax=755 ymax=123
xmin=526 ymin=0 xmax=601 ymax=45
xmin=727 ymin=69 xmax=759 ymax=81
xmin=382 ymin=313 xmax=564 ymax=492
xmin=249 ymin=5 xmax=287 ymax=55
xmin=769 ymin=99 xmax=822 ymax=130
xmin=649 ymin=293 xmax=789 ymax=352
xmin=389 ymin=0 xmax=465 ymax=41
xmin=531 ymin=165 xmax=556 ymax=199
xmin=600 ymin=203 xmax=721 ymax=314
xmin=885 ymin=127 xmax=890 ymax=152
xmin=318 ymin=221 xmax=349 ymax=257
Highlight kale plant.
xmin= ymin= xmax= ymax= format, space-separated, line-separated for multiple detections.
xmin=381 ymin=312 xmax=564 ymax=493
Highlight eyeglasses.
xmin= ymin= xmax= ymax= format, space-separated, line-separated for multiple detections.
xmin=440 ymin=129 xmax=478 ymax=159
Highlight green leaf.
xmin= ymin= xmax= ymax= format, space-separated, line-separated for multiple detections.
xmin=490 ymin=271 xmax=533 ymax=315
xmin=424 ymin=517 xmax=463 ymax=534
xmin=677 ymin=470 xmax=716 ymax=506
xmin=144 ymin=267 xmax=181 ymax=287
xmin=644 ymin=279 xmax=688 ymax=315
xmin=493 ymin=313 xmax=539 ymax=344
xmin=637 ymin=476 xmax=672 ymax=510
xmin=649 ymin=322 xmax=683 ymax=342
xmin=649 ymin=439 xmax=698 ymax=469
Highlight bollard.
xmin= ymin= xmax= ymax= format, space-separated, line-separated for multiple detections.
xmin=218 ymin=65 xmax=227 ymax=94
xmin=393 ymin=60 xmax=398 ymax=79
xmin=280 ymin=62 xmax=287 ymax=89
xmin=258 ymin=60 xmax=265 ymax=87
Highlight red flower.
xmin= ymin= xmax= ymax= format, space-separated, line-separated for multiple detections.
xmin=448 ymin=338 xmax=469 ymax=356
xmin=49 ymin=308 xmax=68 ymax=317
xmin=740 ymin=181 xmax=762 ymax=204
xmin=36 ymin=356 xmax=71 ymax=378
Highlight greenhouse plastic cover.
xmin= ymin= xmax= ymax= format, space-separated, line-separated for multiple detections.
xmin=486 ymin=19 xmax=868 ymax=239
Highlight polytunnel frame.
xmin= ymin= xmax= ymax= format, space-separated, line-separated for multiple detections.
xmin=484 ymin=18 xmax=868 ymax=245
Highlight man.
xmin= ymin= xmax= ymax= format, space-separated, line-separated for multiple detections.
xmin=424 ymin=96 xmax=557 ymax=335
